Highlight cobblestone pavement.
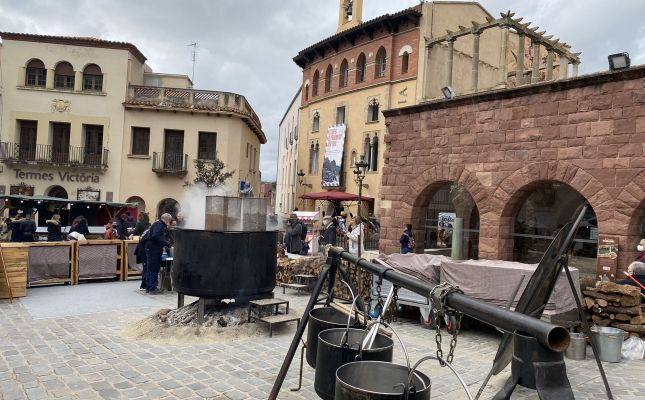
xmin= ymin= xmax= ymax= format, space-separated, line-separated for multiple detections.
xmin=0 ymin=281 xmax=643 ymax=399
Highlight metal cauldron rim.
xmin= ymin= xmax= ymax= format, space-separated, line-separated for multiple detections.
xmin=335 ymin=360 xmax=431 ymax=396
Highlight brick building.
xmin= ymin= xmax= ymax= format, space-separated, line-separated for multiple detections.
xmin=381 ymin=65 xmax=645 ymax=278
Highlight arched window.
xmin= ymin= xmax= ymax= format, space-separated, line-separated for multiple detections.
xmin=314 ymin=142 xmax=320 ymax=174
xmin=304 ymin=84 xmax=309 ymax=101
xmin=312 ymin=111 xmax=320 ymax=132
xmin=312 ymin=71 xmax=320 ymax=97
xmin=363 ymin=136 xmax=371 ymax=168
xmin=83 ymin=64 xmax=103 ymax=91
xmin=356 ymin=53 xmax=366 ymax=83
xmin=324 ymin=65 xmax=333 ymax=93
xmin=401 ymin=51 xmax=409 ymax=73
xmin=309 ymin=142 xmax=315 ymax=174
xmin=54 ymin=61 xmax=75 ymax=89
xmin=367 ymin=98 xmax=379 ymax=122
xmin=339 ymin=59 xmax=349 ymax=88
xmin=370 ymin=136 xmax=379 ymax=171
xmin=26 ymin=59 xmax=46 ymax=87
xmin=375 ymin=47 xmax=387 ymax=78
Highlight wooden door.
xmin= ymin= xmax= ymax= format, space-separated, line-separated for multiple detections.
xmin=164 ymin=130 xmax=184 ymax=170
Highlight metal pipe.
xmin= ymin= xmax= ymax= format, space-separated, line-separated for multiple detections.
xmin=328 ymin=248 xmax=570 ymax=352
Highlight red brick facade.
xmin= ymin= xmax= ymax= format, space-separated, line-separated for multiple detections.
xmin=381 ymin=66 xmax=645 ymax=276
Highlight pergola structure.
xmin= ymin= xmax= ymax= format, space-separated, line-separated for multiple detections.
xmin=423 ymin=10 xmax=581 ymax=97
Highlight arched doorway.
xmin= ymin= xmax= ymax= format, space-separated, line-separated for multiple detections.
xmin=47 ymin=185 xmax=68 ymax=199
xmin=511 ymin=182 xmax=597 ymax=276
xmin=424 ymin=182 xmax=479 ymax=260
xmin=157 ymin=198 xmax=179 ymax=219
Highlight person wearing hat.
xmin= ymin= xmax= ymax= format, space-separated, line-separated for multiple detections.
xmin=284 ymin=213 xmax=303 ymax=255
xmin=320 ymin=216 xmax=338 ymax=248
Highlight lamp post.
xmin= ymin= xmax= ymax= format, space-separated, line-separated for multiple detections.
xmin=353 ymin=156 xmax=368 ymax=257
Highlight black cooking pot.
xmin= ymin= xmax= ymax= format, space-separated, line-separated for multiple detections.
xmin=172 ymin=229 xmax=277 ymax=298
xmin=315 ymin=328 xmax=394 ymax=400
xmin=306 ymin=307 xmax=358 ymax=368
xmin=335 ymin=361 xmax=431 ymax=400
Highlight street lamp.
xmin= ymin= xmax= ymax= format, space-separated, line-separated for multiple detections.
xmin=297 ymin=169 xmax=311 ymax=188
xmin=353 ymin=155 xmax=368 ymax=257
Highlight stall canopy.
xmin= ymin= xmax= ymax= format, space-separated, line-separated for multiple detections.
xmin=300 ymin=191 xmax=373 ymax=202
xmin=293 ymin=211 xmax=319 ymax=221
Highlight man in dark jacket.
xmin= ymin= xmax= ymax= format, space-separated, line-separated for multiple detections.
xmin=20 ymin=214 xmax=37 ymax=242
xmin=320 ymin=216 xmax=337 ymax=247
xmin=284 ymin=213 xmax=303 ymax=255
xmin=145 ymin=213 xmax=172 ymax=294
xmin=10 ymin=213 xmax=23 ymax=242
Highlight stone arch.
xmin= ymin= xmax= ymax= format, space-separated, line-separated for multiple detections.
xmin=157 ymin=198 xmax=179 ymax=219
xmin=616 ymin=171 xmax=645 ymax=271
xmin=46 ymin=185 xmax=68 ymax=199
xmin=493 ymin=162 xmax=612 ymax=261
xmin=398 ymin=45 xmax=413 ymax=56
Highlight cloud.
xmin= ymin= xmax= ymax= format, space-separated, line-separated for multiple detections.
xmin=1 ymin=0 xmax=644 ymax=182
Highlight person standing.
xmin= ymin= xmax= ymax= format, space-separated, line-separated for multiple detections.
xmin=345 ymin=216 xmax=364 ymax=255
xmin=70 ymin=216 xmax=90 ymax=236
xmin=10 ymin=213 xmax=23 ymax=242
xmin=20 ymin=213 xmax=37 ymax=242
xmin=0 ymin=218 xmax=12 ymax=242
xmin=46 ymin=214 xmax=63 ymax=241
xmin=133 ymin=212 xmax=151 ymax=291
xmin=284 ymin=213 xmax=303 ymax=255
xmin=400 ymin=224 xmax=415 ymax=254
xmin=320 ymin=216 xmax=337 ymax=247
xmin=145 ymin=213 xmax=172 ymax=294
xmin=133 ymin=212 xmax=151 ymax=236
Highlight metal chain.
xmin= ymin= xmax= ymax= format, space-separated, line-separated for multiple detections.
xmin=446 ymin=312 xmax=463 ymax=364
xmin=434 ymin=309 xmax=444 ymax=365
xmin=392 ymin=285 xmax=399 ymax=322
xmin=428 ymin=282 xmax=464 ymax=367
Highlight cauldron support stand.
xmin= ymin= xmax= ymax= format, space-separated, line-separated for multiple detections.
xmin=269 ymin=251 xmax=365 ymax=400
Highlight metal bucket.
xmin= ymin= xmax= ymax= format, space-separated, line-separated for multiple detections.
xmin=315 ymin=328 xmax=394 ymax=400
xmin=591 ymin=326 xmax=624 ymax=363
xmin=335 ymin=361 xmax=431 ymax=400
xmin=565 ymin=332 xmax=587 ymax=361
xmin=306 ymin=307 xmax=357 ymax=368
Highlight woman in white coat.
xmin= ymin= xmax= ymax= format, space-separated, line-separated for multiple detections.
xmin=345 ymin=216 xmax=364 ymax=255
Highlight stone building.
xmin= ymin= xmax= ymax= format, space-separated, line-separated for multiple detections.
xmin=287 ymin=0 xmax=579 ymax=219
xmin=0 ymin=32 xmax=264 ymax=224
xmin=276 ymin=88 xmax=301 ymax=215
xmin=381 ymin=65 xmax=645 ymax=278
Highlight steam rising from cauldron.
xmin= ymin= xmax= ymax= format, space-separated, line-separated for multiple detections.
xmin=178 ymin=183 xmax=232 ymax=230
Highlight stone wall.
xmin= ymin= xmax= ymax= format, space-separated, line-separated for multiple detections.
xmin=381 ymin=66 xmax=645 ymax=276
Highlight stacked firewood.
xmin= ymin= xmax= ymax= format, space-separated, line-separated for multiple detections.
xmin=584 ymin=281 xmax=645 ymax=338
xmin=275 ymin=254 xmax=372 ymax=300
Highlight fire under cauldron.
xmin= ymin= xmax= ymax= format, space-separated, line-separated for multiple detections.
xmin=171 ymin=228 xmax=277 ymax=299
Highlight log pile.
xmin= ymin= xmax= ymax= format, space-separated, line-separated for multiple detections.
xmin=276 ymin=254 xmax=372 ymax=301
xmin=583 ymin=281 xmax=644 ymax=338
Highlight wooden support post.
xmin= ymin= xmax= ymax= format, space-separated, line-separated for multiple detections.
xmin=499 ymin=26 xmax=509 ymax=87
xmin=471 ymin=32 xmax=481 ymax=91
xmin=446 ymin=39 xmax=454 ymax=89
xmin=516 ymin=33 xmax=525 ymax=85
xmin=546 ymin=49 xmax=554 ymax=81
xmin=0 ymin=246 xmax=13 ymax=303
xmin=531 ymin=41 xmax=540 ymax=83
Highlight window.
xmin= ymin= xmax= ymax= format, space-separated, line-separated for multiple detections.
xmin=83 ymin=125 xmax=104 ymax=165
xmin=370 ymin=136 xmax=379 ymax=171
xmin=375 ymin=47 xmax=387 ymax=78
xmin=401 ymin=51 xmax=409 ymax=73
xmin=304 ymin=84 xmax=309 ymax=101
xmin=83 ymin=64 xmax=103 ymax=91
xmin=131 ymin=127 xmax=150 ymax=155
xmin=339 ymin=59 xmax=349 ymax=88
xmin=336 ymin=106 xmax=346 ymax=125
xmin=197 ymin=132 xmax=217 ymax=160
xmin=367 ymin=98 xmax=379 ymax=122
xmin=324 ymin=65 xmax=333 ymax=93
xmin=312 ymin=111 xmax=320 ymax=132
xmin=54 ymin=61 xmax=75 ymax=89
xmin=26 ymin=59 xmax=46 ymax=87
xmin=52 ymin=123 xmax=71 ymax=163
xmin=356 ymin=53 xmax=366 ymax=83
xmin=309 ymin=142 xmax=319 ymax=174
xmin=363 ymin=136 xmax=371 ymax=169
xmin=312 ymin=71 xmax=320 ymax=96
xmin=18 ymin=120 xmax=37 ymax=161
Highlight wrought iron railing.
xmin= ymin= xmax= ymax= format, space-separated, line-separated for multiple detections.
xmin=336 ymin=224 xmax=379 ymax=251
xmin=152 ymin=152 xmax=188 ymax=174
xmin=0 ymin=142 xmax=108 ymax=168
xmin=125 ymin=85 xmax=262 ymax=132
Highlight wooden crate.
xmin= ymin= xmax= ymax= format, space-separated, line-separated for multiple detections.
xmin=74 ymin=240 xmax=124 ymax=284
xmin=27 ymin=241 xmax=74 ymax=286
xmin=0 ymin=243 xmax=29 ymax=298
xmin=123 ymin=239 xmax=142 ymax=281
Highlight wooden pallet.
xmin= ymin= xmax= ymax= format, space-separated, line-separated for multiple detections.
xmin=0 ymin=243 xmax=28 ymax=299
xmin=259 ymin=314 xmax=300 ymax=337
xmin=277 ymin=282 xmax=309 ymax=294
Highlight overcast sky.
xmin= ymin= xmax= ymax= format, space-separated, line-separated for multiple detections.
xmin=1 ymin=0 xmax=644 ymax=181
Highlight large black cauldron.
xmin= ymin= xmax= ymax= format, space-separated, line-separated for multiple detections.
xmin=171 ymin=229 xmax=277 ymax=298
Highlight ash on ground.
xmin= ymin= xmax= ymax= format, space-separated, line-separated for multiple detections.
xmin=123 ymin=301 xmax=299 ymax=344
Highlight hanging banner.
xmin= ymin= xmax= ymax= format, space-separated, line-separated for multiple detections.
xmin=321 ymin=124 xmax=346 ymax=188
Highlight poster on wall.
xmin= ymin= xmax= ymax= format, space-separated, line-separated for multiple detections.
xmin=77 ymin=189 xmax=101 ymax=201
xmin=437 ymin=212 xmax=456 ymax=247
xmin=321 ymin=124 xmax=346 ymax=188
xmin=596 ymin=235 xmax=618 ymax=281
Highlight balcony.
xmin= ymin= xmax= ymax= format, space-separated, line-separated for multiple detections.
xmin=152 ymin=152 xmax=188 ymax=176
xmin=124 ymin=85 xmax=265 ymax=142
xmin=0 ymin=142 xmax=108 ymax=169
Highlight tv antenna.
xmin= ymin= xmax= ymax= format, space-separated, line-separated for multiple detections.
xmin=187 ymin=42 xmax=197 ymax=86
